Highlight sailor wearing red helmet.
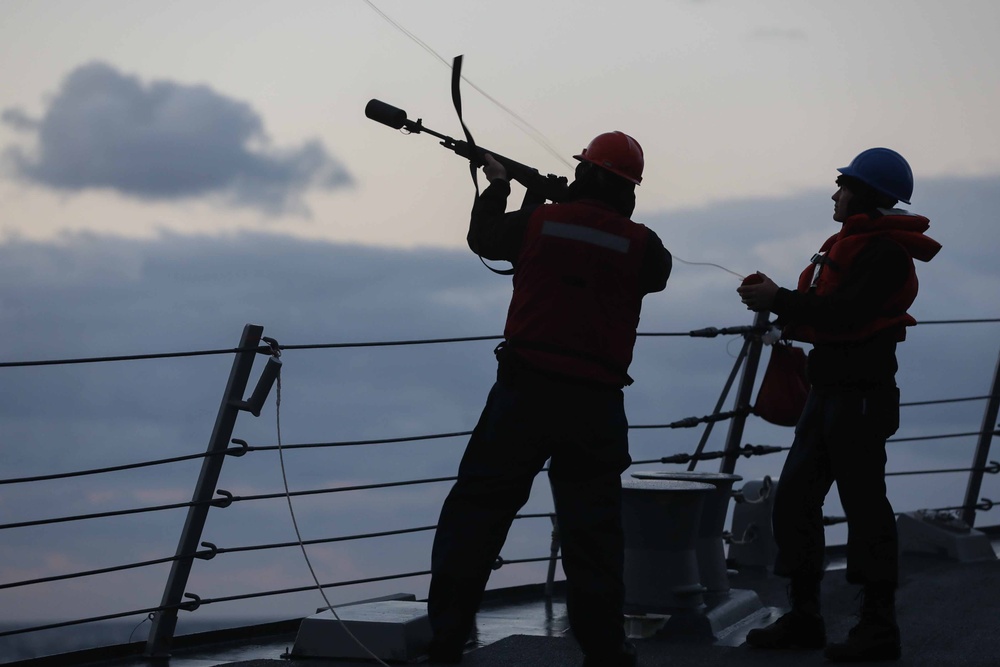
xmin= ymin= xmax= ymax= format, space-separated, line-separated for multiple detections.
xmin=427 ymin=132 xmax=671 ymax=667
xmin=738 ymin=148 xmax=941 ymax=662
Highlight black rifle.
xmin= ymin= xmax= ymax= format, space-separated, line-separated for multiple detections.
xmin=365 ymin=99 xmax=570 ymax=205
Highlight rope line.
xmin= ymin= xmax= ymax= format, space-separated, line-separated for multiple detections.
xmin=671 ymin=254 xmax=746 ymax=280
xmin=360 ymin=1 xmax=571 ymax=170
xmin=273 ymin=369 xmax=392 ymax=667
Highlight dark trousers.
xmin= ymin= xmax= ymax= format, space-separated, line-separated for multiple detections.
xmin=428 ymin=371 xmax=631 ymax=657
xmin=772 ymin=386 xmax=901 ymax=586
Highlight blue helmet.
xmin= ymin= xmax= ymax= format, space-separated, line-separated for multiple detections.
xmin=837 ymin=147 xmax=913 ymax=205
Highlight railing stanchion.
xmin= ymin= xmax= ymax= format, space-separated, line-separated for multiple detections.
xmin=718 ymin=311 xmax=769 ymax=475
xmin=145 ymin=324 xmax=264 ymax=658
xmin=688 ymin=337 xmax=750 ymax=471
xmin=961 ymin=345 xmax=1000 ymax=527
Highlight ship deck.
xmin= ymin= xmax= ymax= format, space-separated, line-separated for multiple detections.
xmin=88 ymin=538 xmax=1000 ymax=667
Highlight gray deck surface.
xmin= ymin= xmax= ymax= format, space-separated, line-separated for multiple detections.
xmin=204 ymin=550 xmax=1000 ymax=667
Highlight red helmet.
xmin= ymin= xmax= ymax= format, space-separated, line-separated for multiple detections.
xmin=574 ymin=131 xmax=644 ymax=185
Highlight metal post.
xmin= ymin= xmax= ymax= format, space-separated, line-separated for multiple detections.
xmin=145 ymin=324 xmax=264 ymax=658
xmin=961 ymin=345 xmax=1000 ymax=527
xmin=544 ymin=514 xmax=560 ymax=599
xmin=688 ymin=338 xmax=750 ymax=471
xmin=718 ymin=311 xmax=769 ymax=475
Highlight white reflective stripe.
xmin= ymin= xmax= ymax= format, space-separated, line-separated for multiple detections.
xmin=540 ymin=220 xmax=631 ymax=253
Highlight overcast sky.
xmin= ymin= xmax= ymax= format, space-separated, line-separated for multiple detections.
xmin=1 ymin=0 xmax=999 ymax=656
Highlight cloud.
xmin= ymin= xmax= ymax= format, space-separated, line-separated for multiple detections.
xmin=748 ymin=27 xmax=808 ymax=41
xmin=1 ymin=62 xmax=352 ymax=214
xmin=0 ymin=108 xmax=38 ymax=132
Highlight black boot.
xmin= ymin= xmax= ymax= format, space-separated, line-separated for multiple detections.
xmin=746 ymin=576 xmax=826 ymax=650
xmin=582 ymin=641 xmax=637 ymax=667
xmin=426 ymin=639 xmax=464 ymax=664
xmin=824 ymin=583 xmax=901 ymax=662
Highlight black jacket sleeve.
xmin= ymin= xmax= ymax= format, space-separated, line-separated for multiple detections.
xmin=468 ymin=180 xmax=537 ymax=262
xmin=641 ymin=229 xmax=671 ymax=295
xmin=771 ymin=237 xmax=910 ymax=333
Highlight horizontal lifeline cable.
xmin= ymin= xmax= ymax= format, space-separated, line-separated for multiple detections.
xmin=218 ymin=512 xmax=554 ymax=556
xmin=0 ymin=557 xmax=567 ymax=633
xmin=242 ymin=412 xmax=748 ymax=453
xmin=0 ymin=396 xmax=989 ymax=484
xmin=0 ymin=327 xmax=734 ymax=368
xmin=630 ymin=409 xmax=746 ymax=430
xmin=0 ymin=345 xmax=265 ymax=368
xmin=0 ymin=492 xmax=236 ymax=531
xmin=888 ymin=428 xmax=1000 ymax=443
xmin=823 ymin=498 xmax=995 ymax=526
xmin=901 ymin=395 xmax=992 ymax=407
xmin=0 ymin=513 xmax=554 ymax=591
xmin=0 ymin=441 xmax=248 ymax=486
xmin=3 ymin=406 xmax=990 ymax=486
xmin=0 ymin=594 xmax=206 ymax=639
xmin=240 ymin=420 xmax=998 ymax=456
xmin=1 ymin=318 xmax=995 ymax=368
xmin=632 ymin=449 xmax=999 ymax=477
xmin=0 ymin=545 xmax=218 ymax=591
xmin=243 ymin=432 xmax=472 ymax=452
xmin=191 ymin=557 xmax=557 ymax=608
xmin=914 ymin=318 xmax=1000 ymax=325
xmin=276 ymin=326 xmax=760 ymax=352
xmin=278 ymin=320 xmax=999 ymax=351
xmin=886 ymin=461 xmax=1000 ymax=477
xmin=180 ymin=477 xmax=462 ymax=508
xmin=631 ymin=444 xmax=787 ymax=467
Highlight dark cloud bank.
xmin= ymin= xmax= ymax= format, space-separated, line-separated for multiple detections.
xmin=0 ymin=177 xmax=997 ymax=632
xmin=2 ymin=62 xmax=351 ymax=214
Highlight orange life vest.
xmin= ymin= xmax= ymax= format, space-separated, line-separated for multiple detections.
xmin=504 ymin=200 xmax=651 ymax=386
xmin=785 ymin=210 xmax=941 ymax=344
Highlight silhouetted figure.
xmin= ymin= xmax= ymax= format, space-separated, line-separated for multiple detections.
xmin=427 ymin=134 xmax=671 ymax=666
xmin=738 ymin=148 xmax=941 ymax=662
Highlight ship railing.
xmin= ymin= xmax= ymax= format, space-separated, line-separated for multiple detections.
xmin=0 ymin=317 xmax=997 ymax=662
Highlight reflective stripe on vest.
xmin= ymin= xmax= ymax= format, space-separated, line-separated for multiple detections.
xmin=541 ymin=220 xmax=632 ymax=253
xmin=504 ymin=201 xmax=649 ymax=386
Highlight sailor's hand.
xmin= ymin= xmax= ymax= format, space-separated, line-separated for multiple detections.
xmin=483 ymin=154 xmax=508 ymax=183
xmin=737 ymin=272 xmax=779 ymax=311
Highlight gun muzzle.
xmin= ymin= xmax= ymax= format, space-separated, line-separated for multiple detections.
xmin=365 ymin=99 xmax=408 ymax=130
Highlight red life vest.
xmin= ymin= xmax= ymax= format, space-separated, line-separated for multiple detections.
xmin=504 ymin=199 xmax=651 ymax=386
xmin=785 ymin=210 xmax=941 ymax=344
